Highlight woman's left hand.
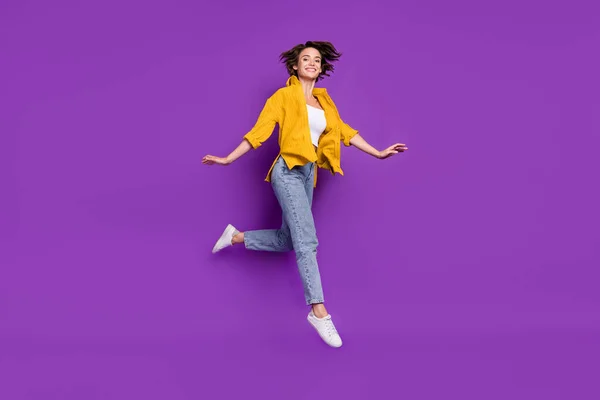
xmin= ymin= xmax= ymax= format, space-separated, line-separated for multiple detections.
xmin=378 ymin=143 xmax=408 ymax=159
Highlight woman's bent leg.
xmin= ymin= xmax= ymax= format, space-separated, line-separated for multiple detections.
xmin=243 ymin=218 xmax=293 ymax=252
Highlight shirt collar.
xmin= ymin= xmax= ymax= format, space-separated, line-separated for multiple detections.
xmin=286 ymin=75 xmax=327 ymax=95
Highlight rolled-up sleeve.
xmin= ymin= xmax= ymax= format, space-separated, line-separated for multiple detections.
xmin=243 ymin=93 xmax=282 ymax=149
xmin=340 ymin=121 xmax=359 ymax=147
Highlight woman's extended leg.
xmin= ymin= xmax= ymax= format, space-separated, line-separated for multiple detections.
xmin=269 ymin=158 xmax=342 ymax=347
xmin=270 ymin=164 xmax=323 ymax=306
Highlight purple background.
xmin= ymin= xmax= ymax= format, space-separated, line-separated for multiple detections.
xmin=1 ymin=0 xmax=599 ymax=399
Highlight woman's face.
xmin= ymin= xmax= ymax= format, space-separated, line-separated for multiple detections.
xmin=294 ymin=47 xmax=322 ymax=81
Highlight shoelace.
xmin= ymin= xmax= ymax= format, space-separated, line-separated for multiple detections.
xmin=324 ymin=317 xmax=338 ymax=337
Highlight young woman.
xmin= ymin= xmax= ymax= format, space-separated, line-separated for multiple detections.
xmin=202 ymin=41 xmax=407 ymax=348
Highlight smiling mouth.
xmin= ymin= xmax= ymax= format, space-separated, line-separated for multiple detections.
xmin=305 ymin=68 xmax=317 ymax=72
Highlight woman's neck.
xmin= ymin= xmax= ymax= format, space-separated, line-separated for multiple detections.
xmin=298 ymin=76 xmax=317 ymax=100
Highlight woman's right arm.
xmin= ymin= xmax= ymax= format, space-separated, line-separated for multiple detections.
xmin=202 ymin=139 xmax=252 ymax=166
xmin=202 ymin=92 xmax=282 ymax=166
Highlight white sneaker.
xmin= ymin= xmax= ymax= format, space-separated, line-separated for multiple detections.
xmin=212 ymin=224 xmax=239 ymax=253
xmin=307 ymin=311 xmax=343 ymax=348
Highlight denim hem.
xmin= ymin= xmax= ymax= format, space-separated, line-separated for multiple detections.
xmin=307 ymin=299 xmax=324 ymax=305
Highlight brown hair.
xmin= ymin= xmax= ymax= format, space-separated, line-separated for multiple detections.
xmin=279 ymin=41 xmax=342 ymax=81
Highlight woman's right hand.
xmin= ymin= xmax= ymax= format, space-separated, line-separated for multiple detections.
xmin=202 ymin=155 xmax=231 ymax=166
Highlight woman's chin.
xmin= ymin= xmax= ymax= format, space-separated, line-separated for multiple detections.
xmin=299 ymin=73 xmax=319 ymax=81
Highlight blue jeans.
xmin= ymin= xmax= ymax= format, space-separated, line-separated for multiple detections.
xmin=244 ymin=156 xmax=324 ymax=305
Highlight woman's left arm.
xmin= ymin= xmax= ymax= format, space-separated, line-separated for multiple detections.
xmin=349 ymin=134 xmax=408 ymax=159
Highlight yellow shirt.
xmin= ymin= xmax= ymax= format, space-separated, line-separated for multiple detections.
xmin=243 ymin=75 xmax=359 ymax=187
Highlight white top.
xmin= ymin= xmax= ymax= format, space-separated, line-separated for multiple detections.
xmin=307 ymin=105 xmax=327 ymax=147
